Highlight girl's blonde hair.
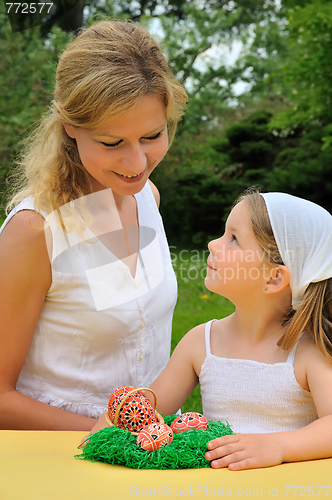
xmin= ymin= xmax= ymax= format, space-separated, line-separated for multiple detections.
xmin=238 ymin=188 xmax=332 ymax=364
xmin=7 ymin=20 xmax=188 ymax=217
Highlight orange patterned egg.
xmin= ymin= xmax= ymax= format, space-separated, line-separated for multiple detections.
xmin=137 ymin=423 xmax=174 ymax=452
xmin=170 ymin=412 xmax=209 ymax=434
xmin=108 ymin=385 xmax=156 ymax=433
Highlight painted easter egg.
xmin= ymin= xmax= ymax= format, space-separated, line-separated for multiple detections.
xmin=108 ymin=385 xmax=156 ymax=433
xmin=170 ymin=412 xmax=209 ymax=434
xmin=136 ymin=423 xmax=173 ymax=452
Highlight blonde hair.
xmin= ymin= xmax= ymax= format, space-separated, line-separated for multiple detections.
xmin=7 ymin=20 xmax=188 ymax=218
xmin=238 ymin=188 xmax=332 ymax=364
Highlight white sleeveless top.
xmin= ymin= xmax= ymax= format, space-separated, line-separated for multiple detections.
xmin=199 ymin=320 xmax=318 ymax=433
xmin=0 ymin=183 xmax=177 ymax=418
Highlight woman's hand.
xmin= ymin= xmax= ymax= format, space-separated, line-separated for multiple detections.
xmin=91 ymin=411 xmax=109 ymax=434
xmin=204 ymin=433 xmax=284 ymax=471
xmin=80 ymin=411 xmax=109 ymax=445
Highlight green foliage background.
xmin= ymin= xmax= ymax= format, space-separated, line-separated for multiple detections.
xmin=1 ymin=0 xmax=332 ymax=241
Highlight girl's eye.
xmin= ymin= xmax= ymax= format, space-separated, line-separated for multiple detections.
xmin=231 ymin=235 xmax=238 ymax=244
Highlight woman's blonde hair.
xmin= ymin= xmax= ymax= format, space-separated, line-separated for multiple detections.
xmin=238 ymin=188 xmax=332 ymax=364
xmin=7 ymin=20 xmax=188 ymax=217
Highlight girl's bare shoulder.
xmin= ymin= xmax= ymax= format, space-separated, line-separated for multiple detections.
xmin=294 ymin=332 xmax=332 ymax=391
xmin=296 ymin=332 xmax=324 ymax=361
xmin=178 ymin=322 xmax=213 ymax=376
xmin=180 ymin=322 xmax=207 ymax=348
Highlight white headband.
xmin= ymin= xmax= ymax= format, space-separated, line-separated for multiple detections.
xmin=261 ymin=193 xmax=332 ymax=310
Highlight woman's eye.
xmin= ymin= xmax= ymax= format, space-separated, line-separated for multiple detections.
xmin=231 ymin=235 xmax=238 ymax=244
xmin=143 ymin=131 xmax=163 ymax=141
xmin=101 ymin=130 xmax=163 ymax=148
xmin=101 ymin=140 xmax=122 ymax=148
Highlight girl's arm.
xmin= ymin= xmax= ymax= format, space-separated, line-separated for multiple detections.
xmin=88 ymin=324 xmax=205 ymax=435
xmin=205 ymin=337 xmax=332 ymax=470
xmin=0 ymin=211 xmax=95 ymax=430
xmin=149 ymin=323 xmax=205 ymax=415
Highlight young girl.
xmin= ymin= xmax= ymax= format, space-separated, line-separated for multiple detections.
xmin=0 ymin=20 xmax=187 ymax=430
xmin=91 ymin=189 xmax=332 ymax=470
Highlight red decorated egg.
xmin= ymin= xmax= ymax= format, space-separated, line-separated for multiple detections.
xmin=170 ymin=412 xmax=209 ymax=434
xmin=136 ymin=423 xmax=173 ymax=452
xmin=108 ymin=385 xmax=156 ymax=433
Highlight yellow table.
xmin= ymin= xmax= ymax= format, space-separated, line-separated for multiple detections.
xmin=1 ymin=431 xmax=332 ymax=500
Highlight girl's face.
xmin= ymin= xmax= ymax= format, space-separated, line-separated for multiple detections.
xmin=205 ymin=201 xmax=272 ymax=302
xmin=63 ymin=95 xmax=168 ymax=195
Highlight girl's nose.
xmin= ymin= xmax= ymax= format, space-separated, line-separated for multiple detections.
xmin=208 ymin=238 xmax=220 ymax=253
xmin=208 ymin=237 xmax=225 ymax=262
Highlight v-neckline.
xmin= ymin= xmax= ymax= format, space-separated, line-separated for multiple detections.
xmin=84 ymin=192 xmax=141 ymax=280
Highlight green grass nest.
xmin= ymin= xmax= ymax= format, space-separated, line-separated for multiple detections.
xmin=76 ymin=415 xmax=233 ymax=469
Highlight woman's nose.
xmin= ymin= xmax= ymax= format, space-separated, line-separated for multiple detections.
xmin=122 ymin=144 xmax=147 ymax=173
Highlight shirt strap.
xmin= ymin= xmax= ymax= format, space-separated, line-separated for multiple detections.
xmin=204 ymin=319 xmax=217 ymax=357
xmin=286 ymin=332 xmax=304 ymax=365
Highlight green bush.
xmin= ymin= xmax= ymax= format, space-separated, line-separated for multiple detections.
xmin=0 ymin=14 xmax=69 ymax=213
xmin=154 ymin=108 xmax=332 ymax=248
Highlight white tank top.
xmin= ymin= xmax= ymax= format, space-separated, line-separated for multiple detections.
xmin=199 ymin=320 xmax=318 ymax=433
xmin=0 ymin=183 xmax=177 ymax=418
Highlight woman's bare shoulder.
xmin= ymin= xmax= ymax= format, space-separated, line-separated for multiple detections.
xmin=0 ymin=209 xmax=51 ymax=293
xmin=1 ymin=209 xmax=46 ymax=237
xmin=148 ymin=180 xmax=160 ymax=208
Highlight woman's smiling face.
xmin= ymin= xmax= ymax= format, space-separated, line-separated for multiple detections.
xmin=63 ymin=95 xmax=168 ymax=195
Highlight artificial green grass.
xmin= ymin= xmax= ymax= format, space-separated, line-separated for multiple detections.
xmin=171 ymin=250 xmax=235 ymax=413
xmin=77 ymin=414 xmax=234 ymax=469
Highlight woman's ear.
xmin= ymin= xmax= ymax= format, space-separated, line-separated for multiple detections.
xmin=265 ymin=265 xmax=291 ymax=294
xmin=62 ymin=122 xmax=76 ymax=139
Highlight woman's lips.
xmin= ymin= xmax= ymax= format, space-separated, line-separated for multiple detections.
xmin=113 ymin=170 xmax=145 ymax=183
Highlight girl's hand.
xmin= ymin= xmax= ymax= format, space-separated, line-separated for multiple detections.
xmin=204 ymin=433 xmax=284 ymax=471
xmin=80 ymin=411 xmax=109 ymax=446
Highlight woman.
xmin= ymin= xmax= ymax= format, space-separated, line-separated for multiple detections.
xmin=0 ymin=20 xmax=187 ymax=430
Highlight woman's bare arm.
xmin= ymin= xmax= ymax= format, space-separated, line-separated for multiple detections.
xmin=0 ymin=210 xmax=95 ymax=430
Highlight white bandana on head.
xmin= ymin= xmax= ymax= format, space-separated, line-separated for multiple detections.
xmin=260 ymin=193 xmax=332 ymax=310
